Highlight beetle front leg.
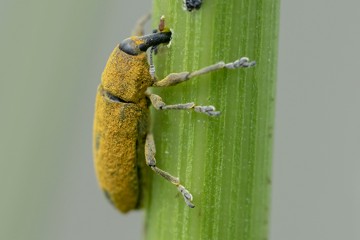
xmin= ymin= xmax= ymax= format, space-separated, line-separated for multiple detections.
xmin=152 ymin=57 xmax=256 ymax=87
xmin=147 ymin=92 xmax=220 ymax=116
xmin=145 ymin=133 xmax=195 ymax=208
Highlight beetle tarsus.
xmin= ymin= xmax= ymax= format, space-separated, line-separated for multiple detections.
xmin=224 ymin=57 xmax=256 ymax=69
xmin=178 ymin=185 xmax=195 ymax=208
xmin=194 ymin=105 xmax=221 ymax=116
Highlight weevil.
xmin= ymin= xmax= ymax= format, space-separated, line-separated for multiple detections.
xmin=93 ymin=15 xmax=255 ymax=213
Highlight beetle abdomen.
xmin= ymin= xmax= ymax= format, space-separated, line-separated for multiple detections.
xmin=93 ymin=87 xmax=148 ymax=213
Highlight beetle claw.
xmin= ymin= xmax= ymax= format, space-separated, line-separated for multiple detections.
xmin=178 ymin=185 xmax=195 ymax=208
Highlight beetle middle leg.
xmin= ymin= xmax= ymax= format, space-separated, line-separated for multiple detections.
xmin=145 ymin=133 xmax=195 ymax=208
xmin=147 ymin=92 xmax=220 ymax=116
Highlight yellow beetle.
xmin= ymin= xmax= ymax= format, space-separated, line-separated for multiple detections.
xmin=93 ymin=15 xmax=255 ymax=213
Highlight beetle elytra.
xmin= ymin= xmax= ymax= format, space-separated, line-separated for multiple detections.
xmin=93 ymin=15 xmax=255 ymax=213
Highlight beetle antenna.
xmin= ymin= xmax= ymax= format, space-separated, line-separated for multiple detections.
xmin=149 ymin=46 xmax=156 ymax=78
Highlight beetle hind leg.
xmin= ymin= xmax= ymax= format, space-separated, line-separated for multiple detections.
xmin=131 ymin=13 xmax=151 ymax=36
xmin=145 ymin=133 xmax=195 ymax=208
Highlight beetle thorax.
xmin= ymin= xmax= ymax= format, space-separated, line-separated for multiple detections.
xmin=101 ymin=46 xmax=153 ymax=103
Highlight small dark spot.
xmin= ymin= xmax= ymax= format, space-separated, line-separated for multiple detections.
xmin=145 ymin=96 xmax=151 ymax=108
xmin=120 ymin=104 xmax=129 ymax=121
xmin=184 ymin=0 xmax=202 ymax=11
xmin=103 ymin=190 xmax=115 ymax=206
xmin=154 ymin=45 xmax=159 ymax=55
xmin=266 ymin=176 xmax=272 ymax=185
xmin=95 ymin=133 xmax=101 ymax=150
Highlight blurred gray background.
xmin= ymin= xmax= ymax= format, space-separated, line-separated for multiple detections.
xmin=0 ymin=1 xmax=359 ymax=239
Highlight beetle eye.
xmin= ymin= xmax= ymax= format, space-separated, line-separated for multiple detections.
xmin=120 ymin=38 xmax=140 ymax=56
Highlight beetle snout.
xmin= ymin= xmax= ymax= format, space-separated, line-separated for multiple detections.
xmin=120 ymin=31 xmax=172 ymax=56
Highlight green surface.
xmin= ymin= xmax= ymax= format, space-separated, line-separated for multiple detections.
xmin=145 ymin=0 xmax=279 ymax=239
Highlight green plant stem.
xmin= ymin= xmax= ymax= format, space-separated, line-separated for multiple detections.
xmin=145 ymin=0 xmax=279 ymax=239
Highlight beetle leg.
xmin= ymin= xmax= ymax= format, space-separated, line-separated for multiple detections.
xmin=145 ymin=133 xmax=195 ymax=208
xmin=152 ymin=57 xmax=255 ymax=87
xmin=147 ymin=92 xmax=220 ymax=116
xmin=131 ymin=13 xmax=151 ymax=36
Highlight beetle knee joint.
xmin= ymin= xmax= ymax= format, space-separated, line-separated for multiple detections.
xmin=146 ymin=155 xmax=156 ymax=167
